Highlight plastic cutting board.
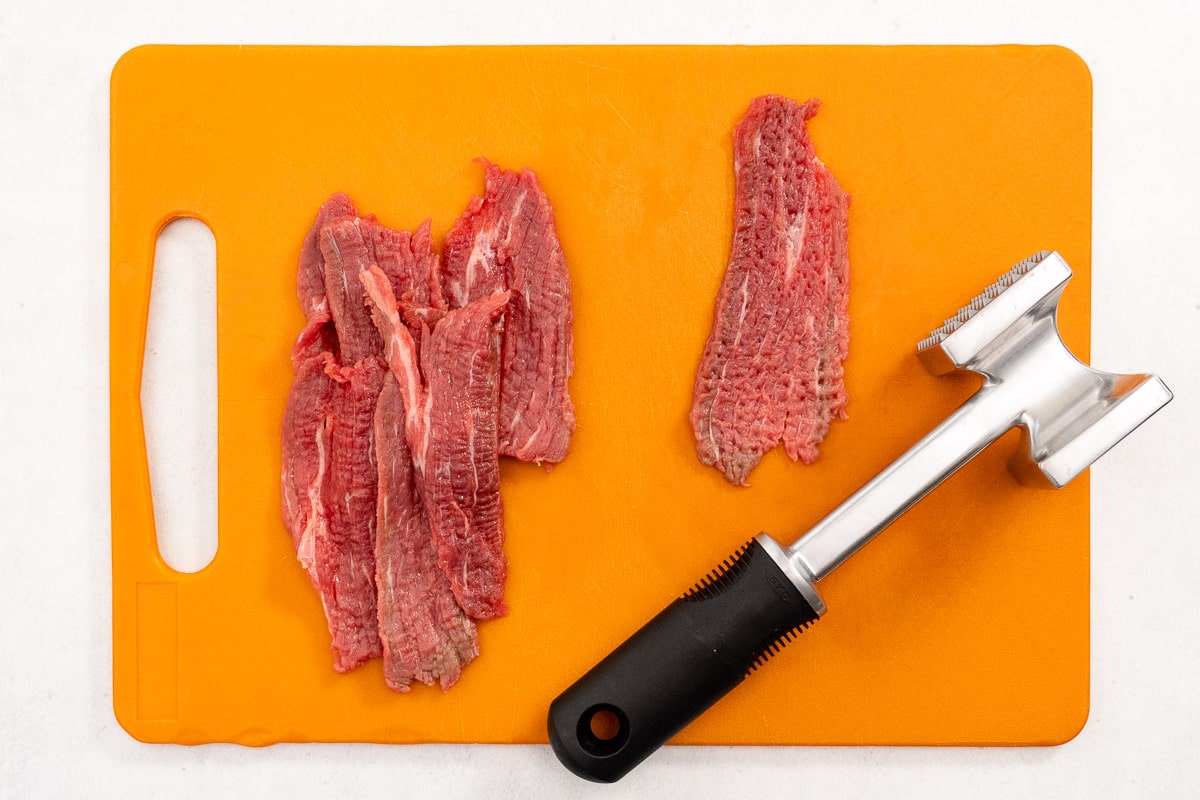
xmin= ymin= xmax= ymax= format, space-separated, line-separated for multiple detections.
xmin=110 ymin=44 xmax=1092 ymax=746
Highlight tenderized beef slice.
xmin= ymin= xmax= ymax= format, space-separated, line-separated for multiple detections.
xmin=784 ymin=164 xmax=850 ymax=464
xmin=286 ymin=193 xmax=433 ymax=673
xmin=298 ymin=193 xmax=356 ymax=317
xmin=317 ymin=355 xmax=387 ymax=671
xmin=321 ymin=213 xmax=445 ymax=367
xmin=358 ymin=225 xmax=480 ymax=691
xmin=281 ymin=350 xmax=385 ymax=672
xmin=370 ymin=218 xmax=440 ymax=310
xmin=361 ymin=265 xmax=512 ymax=621
xmin=361 ymin=265 xmax=427 ymax=460
xmin=441 ymin=164 xmax=519 ymax=305
xmin=691 ymin=95 xmax=850 ymax=485
xmin=442 ymin=160 xmax=576 ymax=465
xmin=281 ymin=351 xmax=338 ymax=560
xmin=319 ymin=218 xmax=385 ymax=366
xmin=374 ymin=374 xmax=479 ymax=692
xmin=419 ymin=291 xmax=511 ymax=620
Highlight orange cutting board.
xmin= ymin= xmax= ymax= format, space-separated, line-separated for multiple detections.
xmin=110 ymin=44 xmax=1092 ymax=746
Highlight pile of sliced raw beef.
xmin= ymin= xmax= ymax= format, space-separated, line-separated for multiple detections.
xmin=279 ymin=93 xmax=850 ymax=693
xmin=281 ymin=161 xmax=574 ymax=692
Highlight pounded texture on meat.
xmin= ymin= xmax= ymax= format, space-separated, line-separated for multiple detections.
xmin=420 ymin=292 xmax=510 ymax=619
xmin=317 ymin=355 xmax=387 ymax=671
xmin=442 ymin=161 xmax=575 ymax=464
xmin=691 ymin=96 xmax=850 ymax=486
xmin=374 ymin=374 xmax=479 ymax=691
xmin=321 ymin=215 xmax=445 ymax=366
xmin=287 ymin=176 xmax=572 ymax=682
xmin=298 ymin=192 xmax=356 ymax=318
xmin=282 ymin=252 xmax=342 ymax=548
xmin=363 ymin=225 xmax=481 ymax=691
xmin=281 ymin=352 xmax=337 ymax=564
xmin=321 ymin=218 xmax=386 ymax=366
xmin=281 ymin=351 xmax=385 ymax=672
xmin=283 ymin=195 xmax=411 ymax=673
xmin=362 ymin=265 xmax=511 ymax=621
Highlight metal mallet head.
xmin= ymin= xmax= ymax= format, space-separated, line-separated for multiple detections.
xmin=917 ymin=250 xmax=1173 ymax=488
xmin=788 ymin=250 xmax=1173 ymax=582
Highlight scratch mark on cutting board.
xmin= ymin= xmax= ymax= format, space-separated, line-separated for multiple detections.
xmin=339 ymin=95 xmax=376 ymax=141
xmin=520 ymin=48 xmax=544 ymax=112
xmin=508 ymin=108 xmax=539 ymax=139
xmin=575 ymin=58 xmax=628 ymax=74
xmin=574 ymin=144 xmax=602 ymax=171
xmin=603 ymin=95 xmax=637 ymax=136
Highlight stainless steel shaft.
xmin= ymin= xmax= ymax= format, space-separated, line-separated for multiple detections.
xmin=788 ymin=388 xmax=1017 ymax=581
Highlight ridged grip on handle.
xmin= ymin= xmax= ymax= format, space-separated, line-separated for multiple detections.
xmin=547 ymin=539 xmax=821 ymax=783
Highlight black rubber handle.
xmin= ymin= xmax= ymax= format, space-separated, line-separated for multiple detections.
xmin=547 ymin=538 xmax=821 ymax=783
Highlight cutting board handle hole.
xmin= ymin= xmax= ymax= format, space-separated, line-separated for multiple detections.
xmin=143 ymin=217 xmax=218 ymax=574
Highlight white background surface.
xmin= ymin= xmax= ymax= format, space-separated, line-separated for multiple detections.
xmin=2 ymin=1 xmax=1197 ymax=797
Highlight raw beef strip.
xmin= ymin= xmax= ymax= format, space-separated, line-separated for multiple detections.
xmin=281 ymin=352 xmax=385 ymax=672
xmin=691 ymin=96 xmax=850 ymax=486
xmin=362 ymin=265 xmax=511 ymax=620
xmin=420 ymin=292 xmax=511 ymax=619
xmin=314 ymin=355 xmax=387 ymax=671
xmin=369 ymin=218 xmax=441 ymax=310
xmin=442 ymin=161 xmax=575 ymax=464
xmin=294 ymin=194 xmax=355 ymax=358
xmin=363 ymin=218 xmax=478 ymax=690
xmin=320 ymin=218 xmax=386 ymax=366
xmin=283 ymin=194 xmax=407 ymax=672
xmin=321 ymin=214 xmax=446 ymax=365
xmin=281 ymin=352 xmax=337 ymax=564
xmin=298 ymin=192 xmax=356 ymax=317
xmin=374 ymin=374 xmax=479 ymax=691
xmin=361 ymin=265 xmax=428 ymax=463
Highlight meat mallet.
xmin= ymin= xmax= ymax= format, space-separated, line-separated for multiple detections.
xmin=547 ymin=251 xmax=1172 ymax=782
